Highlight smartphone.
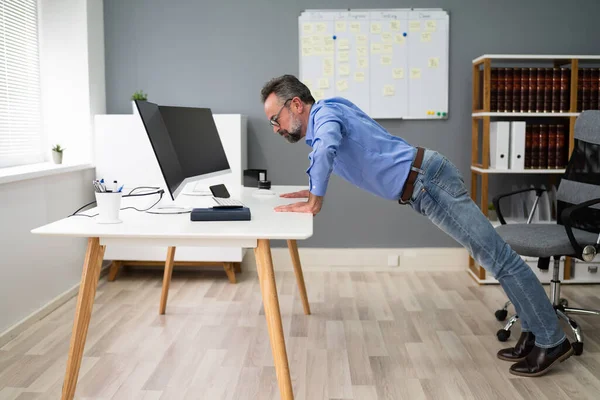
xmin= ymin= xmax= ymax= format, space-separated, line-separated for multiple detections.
xmin=209 ymin=184 xmax=230 ymax=198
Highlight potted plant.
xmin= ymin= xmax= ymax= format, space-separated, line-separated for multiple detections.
xmin=131 ymin=90 xmax=148 ymax=101
xmin=488 ymin=202 xmax=497 ymax=221
xmin=52 ymin=144 xmax=65 ymax=164
xmin=131 ymin=90 xmax=148 ymax=113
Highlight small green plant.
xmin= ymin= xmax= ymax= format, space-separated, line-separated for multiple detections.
xmin=52 ymin=144 xmax=65 ymax=153
xmin=131 ymin=90 xmax=148 ymax=101
xmin=488 ymin=203 xmax=495 ymax=211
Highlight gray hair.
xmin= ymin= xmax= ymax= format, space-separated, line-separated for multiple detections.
xmin=260 ymin=74 xmax=315 ymax=105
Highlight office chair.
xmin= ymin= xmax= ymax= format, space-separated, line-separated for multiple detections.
xmin=491 ymin=110 xmax=600 ymax=356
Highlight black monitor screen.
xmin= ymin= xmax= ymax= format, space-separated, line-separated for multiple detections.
xmin=134 ymin=100 xmax=184 ymax=200
xmin=158 ymin=105 xmax=230 ymax=179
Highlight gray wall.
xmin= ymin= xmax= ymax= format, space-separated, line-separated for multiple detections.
xmin=103 ymin=0 xmax=600 ymax=248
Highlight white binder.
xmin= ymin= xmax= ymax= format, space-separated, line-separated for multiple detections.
xmin=490 ymin=121 xmax=510 ymax=169
xmin=509 ymin=121 xmax=526 ymax=170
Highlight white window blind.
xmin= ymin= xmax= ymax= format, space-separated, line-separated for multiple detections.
xmin=0 ymin=0 xmax=43 ymax=168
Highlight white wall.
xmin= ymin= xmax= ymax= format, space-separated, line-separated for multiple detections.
xmin=0 ymin=0 xmax=105 ymax=340
xmin=0 ymin=169 xmax=96 ymax=337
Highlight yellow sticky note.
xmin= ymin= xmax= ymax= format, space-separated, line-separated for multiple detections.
xmin=323 ymin=58 xmax=334 ymax=76
xmin=395 ymin=34 xmax=406 ymax=45
xmin=383 ymin=44 xmax=393 ymax=54
xmin=382 ymin=32 xmax=392 ymax=43
xmin=356 ymin=34 xmax=368 ymax=45
xmin=381 ymin=55 xmax=392 ymax=66
xmin=324 ymin=37 xmax=334 ymax=46
xmin=390 ymin=20 xmax=401 ymax=31
xmin=313 ymin=89 xmax=324 ymax=100
xmin=370 ymin=23 xmax=382 ymax=34
xmin=354 ymin=71 xmax=365 ymax=82
xmin=337 ymin=79 xmax=349 ymax=92
xmin=428 ymin=57 xmax=440 ymax=68
xmin=302 ymin=23 xmax=313 ymax=34
xmin=335 ymin=21 xmax=346 ymax=32
xmin=316 ymin=22 xmax=327 ymax=33
xmin=409 ymin=21 xmax=420 ymax=31
xmin=426 ymin=20 xmax=437 ymax=32
xmin=318 ymin=78 xmax=329 ymax=89
xmin=313 ymin=45 xmax=323 ymax=55
xmin=302 ymin=46 xmax=312 ymax=56
xmin=350 ymin=22 xmax=361 ymax=33
xmin=357 ymin=46 xmax=368 ymax=57
xmin=421 ymin=32 xmax=432 ymax=42
xmin=339 ymin=64 xmax=350 ymax=76
xmin=337 ymin=38 xmax=350 ymax=51
xmin=411 ymin=68 xmax=422 ymax=79
xmin=325 ymin=44 xmax=334 ymax=54
xmin=371 ymin=43 xmax=382 ymax=54
xmin=303 ymin=79 xmax=313 ymax=90
xmin=393 ymin=68 xmax=404 ymax=79
xmin=301 ymin=37 xmax=311 ymax=46
xmin=383 ymin=85 xmax=395 ymax=96
xmin=338 ymin=51 xmax=349 ymax=62
xmin=312 ymin=35 xmax=323 ymax=44
xmin=357 ymin=57 xmax=368 ymax=69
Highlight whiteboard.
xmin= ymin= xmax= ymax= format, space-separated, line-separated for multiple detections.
xmin=299 ymin=9 xmax=449 ymax=120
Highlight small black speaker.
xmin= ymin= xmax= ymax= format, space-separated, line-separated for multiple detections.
xmin=244 ymin=169 xmax=267 ymax=187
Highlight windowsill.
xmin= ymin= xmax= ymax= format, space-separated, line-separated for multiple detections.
xmin=0 ymin=162 xmax=94 ymax=185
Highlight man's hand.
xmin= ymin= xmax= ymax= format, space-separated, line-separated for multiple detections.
xmin=274 ymin=201 xmax=318 ymax=215
xmin=280 ymin=189 xmax=310 ymax=198
xmin=275 ymin=192 xmax=324 ymax=216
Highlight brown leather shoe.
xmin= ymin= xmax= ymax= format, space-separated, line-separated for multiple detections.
xmin=497 ymin=331 xmax=535 ymax=362
xmin=509 ymin=339 xmax=573 ymax=377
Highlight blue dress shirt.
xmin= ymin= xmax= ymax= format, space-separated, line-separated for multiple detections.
xmin=305 ymin=97 xmax=416 ymax=201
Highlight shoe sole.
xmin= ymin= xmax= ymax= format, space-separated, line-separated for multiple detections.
xmin=497 ymin=353 xmax=527 ymax=362
xmin=508 ymin=347 xmax=574 ymax=377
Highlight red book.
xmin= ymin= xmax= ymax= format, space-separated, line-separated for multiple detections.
xmin=548 ymin=125 xmax=557 ymax=168
xmin=520 ymin=68 xmax=530 ymax=112
xmin=525 ymin=124 xmax=532 ymax=168
xmin=559 ymin=68 xmax=570 ymax=112
xmin=539 ymin=124 xmax=548 ymax=168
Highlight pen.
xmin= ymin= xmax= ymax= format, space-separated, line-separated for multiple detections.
xmin=117 ymin=185 xmax=124 ymax=193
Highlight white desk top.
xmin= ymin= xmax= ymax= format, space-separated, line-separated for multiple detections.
xmin=31 ymin=185 xmax=313 ymax=241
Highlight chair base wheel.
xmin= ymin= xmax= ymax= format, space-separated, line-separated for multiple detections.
xmin=572 ymin=342 xmax=583 ymax=356
xmin=497 ymin=329 xmax=511 ymax=342
xmin=495 ymin=309 xmax=508 ymax=321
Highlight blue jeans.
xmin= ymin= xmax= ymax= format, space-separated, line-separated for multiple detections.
xmin=405 ymin=148 xmax=566 ymax=348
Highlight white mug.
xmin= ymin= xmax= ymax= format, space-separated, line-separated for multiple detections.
xmin=95 ymin=192 xmax=123 ymax=224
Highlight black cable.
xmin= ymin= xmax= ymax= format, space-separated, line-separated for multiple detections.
xmin=68 ymin=187 xmax=171 ymax=218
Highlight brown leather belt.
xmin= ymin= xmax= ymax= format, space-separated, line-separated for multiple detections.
xmin=399 ymin=147 xmax=425 ymax=203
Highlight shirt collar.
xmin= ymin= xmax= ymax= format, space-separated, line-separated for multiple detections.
xmin=304 ymin=101 xmax=319 ymax=146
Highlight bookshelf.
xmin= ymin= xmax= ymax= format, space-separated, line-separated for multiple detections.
xmin=469 ymin=54 xmax=600 ymax=283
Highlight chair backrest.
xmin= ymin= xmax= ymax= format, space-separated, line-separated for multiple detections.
xmin=556 ymin=110 xmax=600 ymax=234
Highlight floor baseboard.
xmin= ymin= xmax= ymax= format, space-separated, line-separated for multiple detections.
xmin=242 ymin=247 xmax=468 ymax=272
xmin=0 ymin=262 xmax=111 ymax=349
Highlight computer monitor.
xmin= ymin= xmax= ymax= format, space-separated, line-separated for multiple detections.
xmin=134 ymin=100 xmax=231 ymax=201
xmin=133 ymin=100 xmax=185 ymax=200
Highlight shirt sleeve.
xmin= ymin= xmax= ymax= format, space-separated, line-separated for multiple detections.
xmin=306 ymin=119 xmax=343 ymax=197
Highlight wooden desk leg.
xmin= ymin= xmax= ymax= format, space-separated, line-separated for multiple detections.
xmin=61 ymin=238 xmax=105 ymax=400
xmin=254 ymin=239 xmax=294 ymax=400
xmin=223 ymin=262 xmax=237 ymax=283
xmin=107 ymin=260 xmax=122 ymax=281
xmin=159 ymin=247 xmax=177 ymax=315
xmin=286 ymin=239 xmax=311 ymax=315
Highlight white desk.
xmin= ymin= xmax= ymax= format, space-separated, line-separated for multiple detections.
xmin=31 ymin=185 xmax=312 ymax=400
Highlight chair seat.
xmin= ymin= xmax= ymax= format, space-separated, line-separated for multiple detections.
xmin=495 ymin=223 xmax=598 ymax=258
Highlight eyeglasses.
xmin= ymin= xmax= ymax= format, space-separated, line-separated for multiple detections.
xmin=269 ymin=98 xmax=293 ymax=127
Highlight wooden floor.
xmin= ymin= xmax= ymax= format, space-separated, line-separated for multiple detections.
xmin=1 ymin=268 xmax=600 ymax=400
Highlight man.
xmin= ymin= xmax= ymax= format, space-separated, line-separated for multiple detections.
xmin=260 ymin=74 xmax=573 ymax=377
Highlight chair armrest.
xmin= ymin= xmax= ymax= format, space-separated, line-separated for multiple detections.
xmin=492 ymin=187 xmax=547 ymax=225
xmin=561 ymin=197 xmax=600 ymax=260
